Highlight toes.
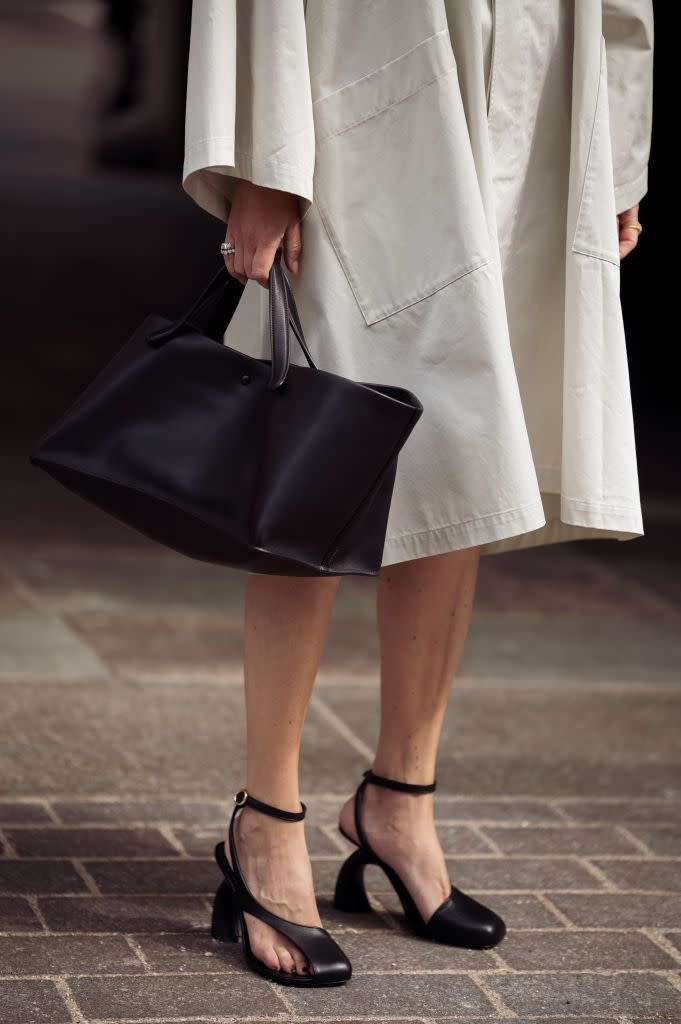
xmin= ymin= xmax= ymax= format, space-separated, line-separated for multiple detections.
xmin=259 ymin=945 xmax=282 ymax=973
xmin=292 ymin=948 xmax=310 ymax=975
xmin=276 ymin=945 xmax=296 ymax=974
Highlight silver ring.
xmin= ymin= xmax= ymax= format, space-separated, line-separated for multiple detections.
xmin=220 ymin=241 xmax=236 ymax=256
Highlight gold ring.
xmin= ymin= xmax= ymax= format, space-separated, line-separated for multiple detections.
xmin=620 ymin=220 xmax=643 ymax=235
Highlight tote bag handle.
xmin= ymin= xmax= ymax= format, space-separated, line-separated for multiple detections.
xmin=148 ymin=250 xmax=316 ymax=390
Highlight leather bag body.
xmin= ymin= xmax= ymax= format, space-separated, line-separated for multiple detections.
xmin=30 ymin=255 xmax=423 ymax=576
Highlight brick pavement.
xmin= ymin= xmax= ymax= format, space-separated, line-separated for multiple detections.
xmin=1 ymin=534 xmax=680 ymax=1024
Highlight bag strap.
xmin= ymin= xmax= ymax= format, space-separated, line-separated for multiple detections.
xmin=148 ymin=249 xmax=316 ymax=390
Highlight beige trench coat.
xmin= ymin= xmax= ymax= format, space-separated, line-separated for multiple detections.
xmin=182 ymin=0 xmax=653 ymax=565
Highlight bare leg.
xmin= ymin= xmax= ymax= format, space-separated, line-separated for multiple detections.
xmin=226 ymin=572 xmax=340 ymax=976
xmin=339 ymin=547 xmax=480 ymax=922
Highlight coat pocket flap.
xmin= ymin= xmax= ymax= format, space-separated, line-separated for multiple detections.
xmin=313 ymin=30 xmax=457 ymax=143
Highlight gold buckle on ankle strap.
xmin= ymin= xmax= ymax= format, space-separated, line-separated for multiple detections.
xmin=234 ymin=789 xmax=248 ymax=807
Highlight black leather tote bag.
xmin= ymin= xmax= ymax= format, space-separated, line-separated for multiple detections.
xmin=30 ymin=253 xmax=423 ymax=576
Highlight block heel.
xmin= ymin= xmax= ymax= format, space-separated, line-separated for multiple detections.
xmin=333 ymin=847 xmax=373 ymax=914
xmin=334 ymin=769 xmax=507 ymax=950
xmin=211 ymin=878 xmax=241 ymax=942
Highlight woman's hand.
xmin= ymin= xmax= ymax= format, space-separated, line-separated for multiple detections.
xmin=617 ymin=204 xmax=642 ymax=260
xmin=223 ymin=181 xmax=303 ymax=288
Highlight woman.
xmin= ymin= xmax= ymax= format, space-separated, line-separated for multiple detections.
xmin=182 ymin=0 xmax=653 ymax=987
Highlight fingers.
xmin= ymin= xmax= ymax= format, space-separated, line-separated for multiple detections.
xmin=617 ymin=205 xmax=641 ymax=260
xmin=283 ymin=219 xmax=302 ymax=275
xmin=223 ymin=225 xmax=247 ymax=285
xmin=224 ymin=183 xmax=303 ymax=287
xmin=246 ymin=240 xmax=281 ymax=289
xmin=618 ymin=223 xmax=639 ymax=260
xmin=224 ymin=228 xmax=281 ymax=290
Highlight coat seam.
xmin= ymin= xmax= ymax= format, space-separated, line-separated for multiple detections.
xmin=312 ymin=27 xmax=450 ymax=109
xmin=564 ymin=496 xmax=641 ymax=515
xmin=363 ymin=258 xmax=492 ymax=325
xmin=314 ymin=65 xmax=458 ymax=144
xmin=571 ymin=35 xmax=605 ymax=254
xmin=387 ymin=499 xmax=544 ymax=542
xmin=572 ymin=246 xmax=620 ymax=268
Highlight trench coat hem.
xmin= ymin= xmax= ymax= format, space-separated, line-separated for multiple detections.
xmin=561 ymin=496 xmax=643 ymax=534
xmin=183 ymin=140 xmax=314 ymax=224
xmin=381 ymin=499 xmax=547 ymax=566
xmin=614 ymin=167 xmax=648 ymax=215
xmin=381 ymin=491 xmax=644 ymax=565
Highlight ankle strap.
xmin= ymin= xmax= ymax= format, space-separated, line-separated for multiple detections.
xmin=232 ymin=789 xmax=306 ymax=822
xmin=362 ymin=769 xmax=436 ymax=794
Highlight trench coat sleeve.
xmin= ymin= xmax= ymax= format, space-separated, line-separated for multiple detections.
xmin=602 ymin=0 xmax=654 ymax=213
xmin=182 ymin=0 xmax=315 ymax=223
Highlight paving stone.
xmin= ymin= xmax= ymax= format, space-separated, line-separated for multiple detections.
xmin=626 ymin=825 xmax=681 ymax=855
xmin=441 ymin=1020 xmax=619 ymax=1024
xmin=549 ymin=893 xmax=681 ymax=927
xmin=334 ymin=929 xmax=497 ymax=971
xmin=487 ymin=971 xmax=681 ymax=1016
xmin=68 ymin=972 xmax=283 ymax=1019
xmin=319 ymin=684 xmax=681 ymax=797
xmin=51 ymin=798 xmax=228 ymax=825
xmin=132 ymin=932 xmax=240 ymax=973
xmin=320 ymin=618 xmax=380 ymax=674
xmin=301 ymin=798 xmax=345 ymax=827
xmin=314 ymin=852 xmax=600 ymax=896
xmin=6 ymin=826 xmax=179 ymax=858
xmin=0 ymin=979 xmax=71 ymax=1024
xmin=38 ymin=895 xmax=209 ymax=933
xmin=474 ymin=551 xmax=670 ymax=623
xmin=0 ymin=934 xmax=141 ymax=976
xmin=0 ymin=611 xmax=109 ymax=680
xmin=588 ymin=525 xmax=681 ymax=613
xmin=0 ymin=572 xmax=31 ymax=613
xmin=0 ymin=860 xmax=87 ymax=894
xmin=8 ymin=545 xmax=248 ymax=614
xmin=444 ymin=857 xmax=602 ymax=891
xmin=476 ymin=893 xmax=568 ymax=928
xmin=306 ymin=826 xmax=346 ymax=855
xmin=591 ymin=858 xmax=681 ymax=890
xmin=436 ymin=825 xmax=495 ymax=854
xmin=0 ymin=897 xmax=42 ymax=932
xmin=557 ymin=800 xmax=681 ymax=824
xmin=0 ymin=679 xmax=360 ymax=796
xmin=284 ymin=972 xmax=495 ymax=1016
xmin=315 ymin=895 xmax=396 ymax=932
xmin=664 ymin=933 xmax=681 ymax=956
xmin=0 ymin=803 xmax=52 ymax=825
xmin=497 ymin=929 xmax=677 ymax=970
xmin=85 ymin=858 xmax=220 ymax=894
xmin=460 ymin=620 xmax=681 ymax=683
xmin=481 ymin=825 xmax=642 ymax=855
xmin=63 ymin=609 xmax=244 ymax=676
xmin=170 ymin=826 xmax=224 ymax=858
xmin=433 ymin=798 xmax=565 ymax=823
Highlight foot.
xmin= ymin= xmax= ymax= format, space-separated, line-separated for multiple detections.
xmin=338 ymin=782 xmax=451 ymax=924
xmin=224 ymin=806 xmax=322 ymax=976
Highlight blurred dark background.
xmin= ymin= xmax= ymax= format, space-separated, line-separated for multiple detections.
xmin=0 ymin=0 xmax=676 ymax=554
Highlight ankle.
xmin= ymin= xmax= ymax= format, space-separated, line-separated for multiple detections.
xmin=235 ymin=806 xmax=305 ymax=843
xmin=369 ymin=756 xmax=437 ymax=788
xmin=363 ymin=782 xmax=435 ymax=823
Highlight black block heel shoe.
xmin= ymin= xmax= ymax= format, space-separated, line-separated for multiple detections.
xmin=212 ymin=788 xmax=352 ymax=986
xmin=333 ymin=769 xmax=506 ymax=949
